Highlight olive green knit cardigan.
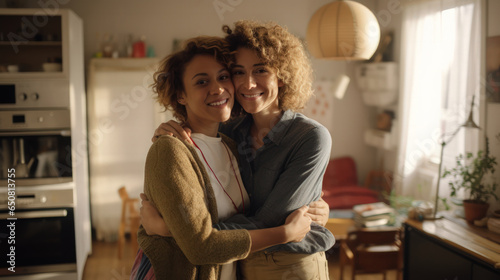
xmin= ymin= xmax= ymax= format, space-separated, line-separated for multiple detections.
xmin=137 ymin=135 xmax=251 ymax=280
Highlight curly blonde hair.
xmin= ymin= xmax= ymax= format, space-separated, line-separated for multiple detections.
xmin=223 ymin=20 xmax=313 ymax=113
xmin=152 ymin=36 xmax=232 ymax=124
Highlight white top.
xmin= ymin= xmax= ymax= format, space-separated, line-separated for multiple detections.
xmin=191 ymin=133 xmax=250 ymax=280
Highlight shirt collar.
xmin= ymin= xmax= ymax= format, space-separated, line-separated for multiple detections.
xmin=233 ymin=110 xmax=296 ymax=146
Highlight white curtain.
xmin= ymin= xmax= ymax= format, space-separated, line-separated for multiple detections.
xmin=395 ymin=0 xmax=481 ymax=202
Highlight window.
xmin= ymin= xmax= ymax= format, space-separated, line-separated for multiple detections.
xmin=395 ymin=0 xmax=481 ymax=202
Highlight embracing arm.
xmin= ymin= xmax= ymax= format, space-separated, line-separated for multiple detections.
xmin=247 ymin=205 xmax=311 ymax=251
xmin=140 ymin=191 xmax=312 ymax=253
xmin=141 ymin=187 xmax=329 ymax=234
xmin=152 ymin=120 xmax=192 ymax=143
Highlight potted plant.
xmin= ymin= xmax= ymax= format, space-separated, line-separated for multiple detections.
xmin=442 ymin=138 xmax=499 ymax=222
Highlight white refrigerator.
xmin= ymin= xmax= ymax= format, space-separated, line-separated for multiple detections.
xmin=86 ymin=58 xmax=172 ymax=241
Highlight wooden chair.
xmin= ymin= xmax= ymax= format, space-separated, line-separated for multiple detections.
xmin=339 ymin=228 xmax=403 ymax=280
xmin=117 ymin=186 xmax=140 ymax=259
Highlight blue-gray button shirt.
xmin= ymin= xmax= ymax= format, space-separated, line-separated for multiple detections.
xmin=216 ymin=110 xmax=335 ymax=253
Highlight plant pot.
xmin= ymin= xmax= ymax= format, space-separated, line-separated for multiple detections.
xmin=462 ymin=200 xmax=489 ymax=222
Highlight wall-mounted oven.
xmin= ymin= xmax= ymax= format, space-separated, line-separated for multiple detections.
xmin=0 ymin=189 xmax=77 ymax=278
xmin=0 ymin=109 xmax=79 ymax=278
xmin=0 ymin=110 xmax=73 ymax=186
xmin=0 ymin=109 xmax=78 ymax=278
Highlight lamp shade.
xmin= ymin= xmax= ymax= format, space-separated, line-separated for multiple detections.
xmin=306 ymin=0 xmax=381 ymax=60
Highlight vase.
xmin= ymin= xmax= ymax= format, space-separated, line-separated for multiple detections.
xmin=450 ymin=197 xmax=465 ymax=218
xmin=462 ymin=200 xmax=489 ymax=222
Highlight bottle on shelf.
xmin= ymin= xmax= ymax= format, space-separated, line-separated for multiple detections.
xmin=132 ymin=36 xmax=146 ymax=58
xmin=101 ymin=33 xmax=115 ymax=58
xmin=146 ymin=46 xmax=155 ymax=57
xmin=126 ymin=34 xmax=134 ymax=57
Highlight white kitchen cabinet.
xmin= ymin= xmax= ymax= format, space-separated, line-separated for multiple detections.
xmin=0 ymin=8 xmax=74 ymax=79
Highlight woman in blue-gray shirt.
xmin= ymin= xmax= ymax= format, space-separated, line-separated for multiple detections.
xmin=144 ymin=20 xmax=334 ymax=279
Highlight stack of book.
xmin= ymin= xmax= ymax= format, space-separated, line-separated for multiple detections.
xmin=353 ymin=202 xmax=395 ymax=228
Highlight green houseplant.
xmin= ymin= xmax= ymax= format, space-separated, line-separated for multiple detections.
xmin=442 ymin=138 xmax=498 ymax=222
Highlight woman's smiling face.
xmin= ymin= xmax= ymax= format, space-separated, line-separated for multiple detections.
xmin=179 ymin=54 xmax=234 ymax=129
xmin=231 ymin=48 xmax=283 ymax=115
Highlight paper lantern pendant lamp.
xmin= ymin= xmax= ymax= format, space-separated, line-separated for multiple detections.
xmin=306 ymin=0 xmax=381 ymax=60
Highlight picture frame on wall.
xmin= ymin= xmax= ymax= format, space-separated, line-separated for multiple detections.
xmin=486 ymin=35 xmax=500 ymax=103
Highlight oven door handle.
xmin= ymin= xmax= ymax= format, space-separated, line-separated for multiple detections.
xmin=0 ymin=209 xmax=67 ymax=219
xmin=0 ymin=130 xmax=71 ymax=137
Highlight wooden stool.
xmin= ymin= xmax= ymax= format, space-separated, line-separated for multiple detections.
xmin=117 ymin=186 xmax=140 ymax=259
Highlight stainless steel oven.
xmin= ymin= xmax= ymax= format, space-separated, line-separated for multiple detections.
xmin=0 ymin=110 xmax=73 ymax=187
xmin=0 ymin=189 xmax=77 ymax=277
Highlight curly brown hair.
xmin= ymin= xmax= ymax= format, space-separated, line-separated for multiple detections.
xmin=223 ymin=20 xmax=313 ymax=113
xmin=152 ymin=36 xmax=232 ymax=124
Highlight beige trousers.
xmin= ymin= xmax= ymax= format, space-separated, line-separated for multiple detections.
xmin=238 ymin=251 xmax=329 ymax=280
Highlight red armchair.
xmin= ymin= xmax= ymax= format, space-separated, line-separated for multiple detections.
xmin=322 ymin=157 xmax=381 ymax=209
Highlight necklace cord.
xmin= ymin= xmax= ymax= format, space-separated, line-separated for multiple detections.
xmin=189 ymin=137 xmax=245 ymax=214
xmin=222 ymin=143 xmax=245 ymax=214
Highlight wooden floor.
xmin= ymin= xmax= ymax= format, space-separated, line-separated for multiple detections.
xmin=83 ymin=239 xmax=398 ymax=280
xmin=82 ymin=240 xmax=136 ymax=280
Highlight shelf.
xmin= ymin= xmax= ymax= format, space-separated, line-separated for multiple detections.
xmin=89 ymin=57 xmax=160 ymax=72
xmin=0 ymin=41 xmax=62 ymax=46
xmin=364 ymin=128 xmax=396 ymax=150
xmin=356 ymin=62 xmax=399 ymax=107
xmin=0 ymin=13 xmax=63 ymax=73
xmin=0 ymin=71 xmax=64 ymax=79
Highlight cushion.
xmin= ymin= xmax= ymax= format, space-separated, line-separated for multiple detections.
xmin=323 ymin=185 xmax=379 ymax=197
xmin=323 ymin=185 xmax=380 ymax=210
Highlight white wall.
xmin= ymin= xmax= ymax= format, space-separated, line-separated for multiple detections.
xmin=488 ymin=0 xmax=500 ymax=36
xmin=6 ymin=0 xmax=380 ymax=182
